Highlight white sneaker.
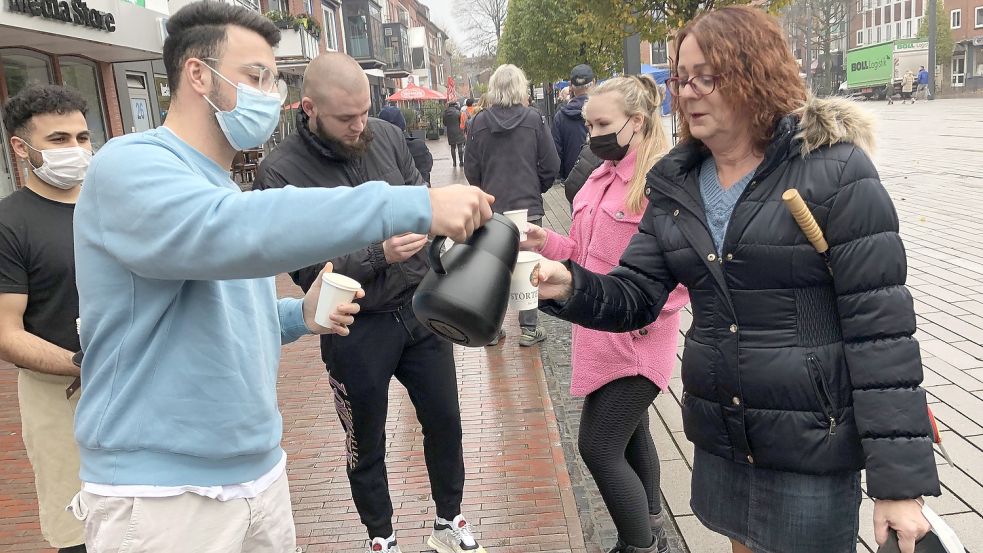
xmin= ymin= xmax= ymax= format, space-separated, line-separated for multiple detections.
xmin=368 ymin=534 xmax=402 ymax=553
xmin=427 ymin=514 xmax=487 ymax=553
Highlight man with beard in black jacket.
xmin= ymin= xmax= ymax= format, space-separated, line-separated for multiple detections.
xmin=254 ymin=53 xmax=486 ymax=553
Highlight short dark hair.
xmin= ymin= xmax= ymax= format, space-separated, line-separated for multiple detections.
xmin=163 ymin=0 xmax=280 ymax=94
xmin=2 ymin=84 xmax=87 ymax=138
xmin=465 ymin=98 xmax=474 ymax=107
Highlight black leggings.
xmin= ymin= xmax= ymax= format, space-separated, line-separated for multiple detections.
xmin=579 ymin=376 xmax=662 ymax=548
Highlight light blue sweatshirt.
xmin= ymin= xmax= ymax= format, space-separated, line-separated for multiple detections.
xmin=74 ymin=127 xmax=432 ymax=486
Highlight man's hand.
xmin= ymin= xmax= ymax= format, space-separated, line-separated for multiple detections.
xmin=428 ymin=185 xmax=494 ymax=242
xmin=533 ymin=260 xmax=574 ymax=302
xmin=303 ymin=263 xmax=364 ymax=336
xmin=383 ymin=233 xmax=429 ymax=264
xmin=874 ymin=499 xmax=931 ymax=553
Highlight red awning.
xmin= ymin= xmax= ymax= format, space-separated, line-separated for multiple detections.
xmin=388 ymin=83 xmax=446 ymax=101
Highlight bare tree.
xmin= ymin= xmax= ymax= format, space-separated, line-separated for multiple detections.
xmin=454 ymin=0 xmax=509 ymax=55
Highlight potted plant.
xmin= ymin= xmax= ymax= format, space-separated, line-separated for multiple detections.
xmin=295 ymin=13 xmax=322 ymax=39
xmin=265 ymin=10 xmax=296 ymax=29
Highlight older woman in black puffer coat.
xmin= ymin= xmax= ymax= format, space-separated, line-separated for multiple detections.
xmin=535 ymin=7 xmax=940 ymax=553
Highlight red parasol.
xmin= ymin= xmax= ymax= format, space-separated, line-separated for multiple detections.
xmin=388 ymin=82 xmax=446 ymax=101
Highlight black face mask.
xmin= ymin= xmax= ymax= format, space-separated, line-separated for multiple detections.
xmin=589 ymin=119 xmax=634 ymax=161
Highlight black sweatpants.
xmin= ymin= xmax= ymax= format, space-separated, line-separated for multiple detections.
xmin=322 ymin=303 xmax=464 ymax=539
xmin=579 ymin=376 xmax=662 ymax=548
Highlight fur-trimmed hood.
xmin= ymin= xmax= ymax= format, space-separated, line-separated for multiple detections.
xmin=795 ymin=96 xmax=876 ymax=157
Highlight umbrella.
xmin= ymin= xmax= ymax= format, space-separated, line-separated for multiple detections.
xmin=389 ymin=83 xmax=447 ymax=101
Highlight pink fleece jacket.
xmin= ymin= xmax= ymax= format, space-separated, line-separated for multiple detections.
xmin=540 ymin=149 xmax=689 ymax=397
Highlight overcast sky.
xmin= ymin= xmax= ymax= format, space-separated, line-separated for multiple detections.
xmin=419 ymin=0 xmax=466 ymax=46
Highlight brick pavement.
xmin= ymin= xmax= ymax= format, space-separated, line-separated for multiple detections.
xmin=0 ymin=136 xmax=587 ymax=552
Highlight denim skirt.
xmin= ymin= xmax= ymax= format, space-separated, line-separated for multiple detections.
xmin=690 ymin=447 xmax=862 ymax=553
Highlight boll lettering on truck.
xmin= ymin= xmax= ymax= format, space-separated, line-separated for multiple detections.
xmin=841 ymin=39 xmax=927 ymax=100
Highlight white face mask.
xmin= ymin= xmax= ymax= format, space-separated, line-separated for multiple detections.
xmin=25 ymin=142 xmax=92 ymax=190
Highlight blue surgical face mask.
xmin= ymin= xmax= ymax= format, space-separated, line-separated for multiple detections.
xmin=202 ymin=63 xmax=282 ymax=151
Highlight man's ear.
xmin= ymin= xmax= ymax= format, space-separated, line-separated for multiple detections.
xmin=9 ymin=135 xmax=30 ymax=160
xmin=301 ymin=97 xmax=317 ymax=117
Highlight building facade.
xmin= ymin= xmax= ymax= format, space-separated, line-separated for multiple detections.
xmin=945 ymin=0 xmax=983 ymax=90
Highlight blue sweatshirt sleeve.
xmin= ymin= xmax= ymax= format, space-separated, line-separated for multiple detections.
xmin=82 ymin=139 xmax=433 ymax=281
xmin=278 ymin=297 xmax=309 ymax=345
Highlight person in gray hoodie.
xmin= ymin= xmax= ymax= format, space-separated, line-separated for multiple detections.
xmin=464 ymin=64 xmax=560 ymax=347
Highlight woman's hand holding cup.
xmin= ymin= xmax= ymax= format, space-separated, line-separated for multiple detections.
xmin=533 ymin=259 xmax=574 ymax=302
xmin=520 ymin=224 xmax=547 ymax=253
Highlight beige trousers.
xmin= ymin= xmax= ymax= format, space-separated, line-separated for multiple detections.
xmin=71 ymin=470 xmax=300 ymax=553
xmin=17 ymin=368 xmax=86 ymax=548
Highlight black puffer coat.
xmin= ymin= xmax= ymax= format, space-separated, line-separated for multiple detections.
xmin=544 ymin=98 xmax=940 ymax=500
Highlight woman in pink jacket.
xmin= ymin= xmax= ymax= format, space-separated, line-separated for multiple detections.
xmin=522 ymin=76 xmax=688 ymax=553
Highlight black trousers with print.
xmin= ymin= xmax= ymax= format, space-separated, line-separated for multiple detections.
xmin=323 ymin=303 xmax=464 ymax=539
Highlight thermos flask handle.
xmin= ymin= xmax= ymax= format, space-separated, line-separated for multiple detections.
xmin=429 ymin=236 xmax=447 ymax=275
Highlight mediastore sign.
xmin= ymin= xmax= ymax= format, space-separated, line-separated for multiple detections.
xmin=8 ymin=0 xmax=116 ymax=32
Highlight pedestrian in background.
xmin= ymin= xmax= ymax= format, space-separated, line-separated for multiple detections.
xmin=521 ymin=75 xmax=688 ymax=553
xmin=465 ymin=64 xmax=560 ymax=347
xmin=443 ymin=101 xmax=466 ymax=167
xmin=901 ymin=70 xmax=916 ymax=104
xmin=552 ymin=64 xmax=594 ymax=181
xmin=917 ymin=65 xmax=930 ymax=100
xmin=535 ymin=7 xmax=939 ymax=553
xmin=378 ymin=101 xmax=434 ymax=184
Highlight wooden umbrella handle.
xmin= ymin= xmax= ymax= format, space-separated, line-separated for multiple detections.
xmin=782 ymin=189 xmax=829 ymax=254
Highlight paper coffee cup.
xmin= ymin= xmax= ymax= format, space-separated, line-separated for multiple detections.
xmin=314 ymin=273 xmax=361 ymax=328
xmin=504 ymin=209 xmax=529 ymax=240
xmin=510 ymin=251 xmax=542 ymax=310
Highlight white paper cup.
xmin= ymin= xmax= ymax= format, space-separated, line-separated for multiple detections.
xmin=504 ymin=209 xmax=529 ymax=240
xmin=314 ymin=273 xmax=361 ymax=328
xmin=510 ymin=251 xmax=542 ymax=310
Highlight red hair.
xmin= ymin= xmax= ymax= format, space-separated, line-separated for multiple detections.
xmin=673 ymin=6 xmax=807 ymax=150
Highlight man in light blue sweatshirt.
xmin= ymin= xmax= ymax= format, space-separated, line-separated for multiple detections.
xmin=68 ymin=2 xmax=493 ymax=551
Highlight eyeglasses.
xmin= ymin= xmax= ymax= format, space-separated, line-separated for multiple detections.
xmin=667 ymin=75 xmax=721 ymax=97
xmin=201 ymin=57 xmax=281 ymax=94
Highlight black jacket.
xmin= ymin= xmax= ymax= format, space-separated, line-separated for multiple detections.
xmin=464 ymin=105 xmax=560 ymax=219
xmin=406 ymin=135 xmax=433 ymax=184
xmin=443 ymin=105 xmax=466 ymax=145
xmin=563 ymin=143 xmax=603 ymax=205
xmin=544 ymin=98 xmax=940 ymax=500
xmin=254 ymin=112 xmax=429 ymax=316
xmin=552 ymin=94 xmax=589 ymax=180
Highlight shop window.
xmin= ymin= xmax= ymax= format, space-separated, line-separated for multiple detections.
xmin=59 ymin=57 xmax=109 ymax=149
xmin=1 ymin=49 xmax=54 ymax=99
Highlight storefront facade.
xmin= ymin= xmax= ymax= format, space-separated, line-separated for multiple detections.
xmin=0 ymin=0 xmax=166 ymax=197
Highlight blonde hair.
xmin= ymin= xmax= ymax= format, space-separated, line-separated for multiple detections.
xmin=486 ymin=64 xmax=529 ymax=107
xmin=586 ymin=75 xmax=669 ymax=214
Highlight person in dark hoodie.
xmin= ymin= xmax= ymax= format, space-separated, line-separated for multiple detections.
xmin=378 ymin=101 xmax=434 ymax=184
xmin=465 ymin=63 xmax=560 ymax=347
xmin=443 ymin=101 xmax=466 ymax=167
xmin=254 ymin=53 xmax=487 ymax=553
xmin=553 ymin=64 xmax=594 ymax=180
